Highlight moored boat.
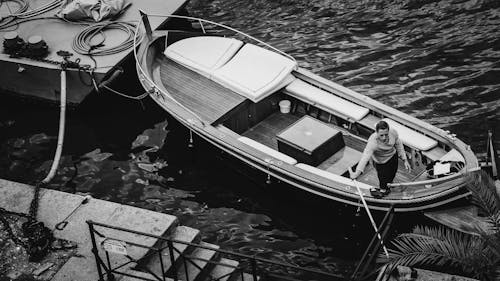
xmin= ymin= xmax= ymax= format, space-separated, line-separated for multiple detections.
xmin=134 ymin=13 xmax=479 ymax=212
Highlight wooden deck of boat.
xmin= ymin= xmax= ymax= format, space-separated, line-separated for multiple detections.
xmin=159 ymin=58 xmax=247 ymax=123
xmin=357 ymin=160 xmax=428 ymax=186
xmin=243 ymin=111 xmax=429 ymax=188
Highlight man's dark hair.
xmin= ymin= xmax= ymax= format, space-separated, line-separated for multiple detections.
xmin=376 ymin=120 xmax=389 ymax=132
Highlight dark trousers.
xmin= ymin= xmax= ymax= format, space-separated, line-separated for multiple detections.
xmin=374 ymin=153 xmax=398 ymax=190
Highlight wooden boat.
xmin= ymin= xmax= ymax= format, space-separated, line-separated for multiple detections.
xmin=134 ymin=13 xmax=480 ymax=212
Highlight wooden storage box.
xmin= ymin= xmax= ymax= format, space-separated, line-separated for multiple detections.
xmin=277 ymin=116 xmax=344 ymax=166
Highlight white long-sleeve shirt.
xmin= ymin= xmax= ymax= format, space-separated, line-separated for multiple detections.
xmin=355 ymin=128 xmax=407 ymax=173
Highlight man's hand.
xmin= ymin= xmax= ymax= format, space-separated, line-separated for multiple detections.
xmin=404 ymin=160 xmax=411 ymax=171
xmin=349 ymin=167 xmax=360 ymax=179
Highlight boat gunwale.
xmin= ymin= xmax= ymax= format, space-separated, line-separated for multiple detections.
xmin=134 ymin=15 xmax=478 ymax=211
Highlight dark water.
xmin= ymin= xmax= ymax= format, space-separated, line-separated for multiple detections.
xmin=1 ymin=0 xmax=500 ymax=277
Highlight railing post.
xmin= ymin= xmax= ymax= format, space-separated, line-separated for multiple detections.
xmin=158 ymin=247 xmax=166 ymax=281
xmin=167 ymin=240 xmax=178 ymax=281
xmin=359 ymin=208 xmax=395 ymax=278
xmin=351 ymin=205 xmax=395 ymax=281
xmin=105 ymin=250 xmax=115 ymax=281
xmin=183 ymin=254 xmax=189 ymax=281
xmin=87 ymin=221 xmax=105 ymax=281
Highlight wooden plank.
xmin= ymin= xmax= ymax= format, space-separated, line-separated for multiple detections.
xmin=318 ymin=147 xmax=362 ymax=175
xmin=159 ymin=58 xmax=246 ymax=123
xmin=356 ymin=158 xmax=427 ymax=188
xmin=424 ymin=205 xmax=493 ymax=236
xmin=357 ymin=164 xmax=379 ymax=186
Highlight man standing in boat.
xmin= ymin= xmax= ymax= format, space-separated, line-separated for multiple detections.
xmin=349 ymin=120 xmax=411 ymax=197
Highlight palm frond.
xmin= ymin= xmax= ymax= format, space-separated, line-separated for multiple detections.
xmin=465 ymin=171 xmax=500 ymax=216
xmin=486 ymin=212 xmax=500 ymax=234
xmin=380 ymin=225 xmax=493 ymax=276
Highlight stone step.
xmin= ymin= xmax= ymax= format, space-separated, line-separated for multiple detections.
xmin=141 ymin=225 xmax=201 ymax=277
xmin=208 ymin=257 xmax=239 ymax=281
xmin=175 ymin=241 xmax=219 ymax=281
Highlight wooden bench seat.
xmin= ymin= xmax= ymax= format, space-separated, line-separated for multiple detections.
xmin=357 ymin=115 xmax=439 ymax=151
xmin=237 ymin=136 xmax=297 ymax=165
xmin=296 ymin=163 xmax=372 ymax=190
xmin=382 ymin=118 xmax=438 ymax=151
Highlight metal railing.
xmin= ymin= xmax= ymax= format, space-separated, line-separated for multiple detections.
xmin=350 ymin=205 xmax=395 ymax=281
xmin=87 ymin=220 xmax=346 ymax=281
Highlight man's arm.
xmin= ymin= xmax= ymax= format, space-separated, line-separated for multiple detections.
xmin=394 ymin=131 xmax=411 ymax=170
xmin=350 ymin=143 xmax=373 ymax=179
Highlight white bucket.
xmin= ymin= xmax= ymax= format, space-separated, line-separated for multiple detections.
xmin=279 ymin=100 xmax=291 ymax=114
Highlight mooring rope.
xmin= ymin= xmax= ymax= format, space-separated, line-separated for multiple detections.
xmin=40 ymin=69 xmax=67 ymax=185
xmin=72 ymin=21 xmax=139 ymax=56
xmin=23 ymin=66 xmax=67 ymax=261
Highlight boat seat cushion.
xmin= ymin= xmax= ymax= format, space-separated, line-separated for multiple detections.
xmin=238 ymin=137 xmax=297 ymax=165
xmin=440 ymin=149 xmax=465 ymax=162
xmin=164 ymin=36 xmax=244 ymax=77
xmin=284 ymin=79 xmax=370 ymax=122
xmin=212 ymin=44 xmax=297 ymax=102
xmin=296 ymin=163 xmax=372 ymax=190
xmin=382 ymin=118 xmax=438 ymax=151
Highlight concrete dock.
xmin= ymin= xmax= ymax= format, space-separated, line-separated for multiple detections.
xmin=0 ymin=179 xmax=255 ymax=281
xmin=0 ymin=0 xmax=188 ymax=104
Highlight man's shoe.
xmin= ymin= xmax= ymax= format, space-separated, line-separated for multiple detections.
xmin=370 ymin=188 xmax=383 ymax=198
xmin=380 ymin=188 xmax=391 ymax=196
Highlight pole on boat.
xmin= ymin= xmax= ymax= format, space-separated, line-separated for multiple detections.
xmin=349 ymin=168 xmax=389 ymax=258
xmin=139 ymin=9 xmax=153 ymax=41
xmin=487 ymin=130 xmax=498 ymax=179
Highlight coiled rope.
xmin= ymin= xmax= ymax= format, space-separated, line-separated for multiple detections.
xmin=72 ymin=21 xmax=139 ymax=56
xmin=10 ymin=0 xmax=63 ymax=19
xmin=0 ymin=0 xmax=28 ymax=16
xmin=0 ymin=0 xmax=63 ymax=29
